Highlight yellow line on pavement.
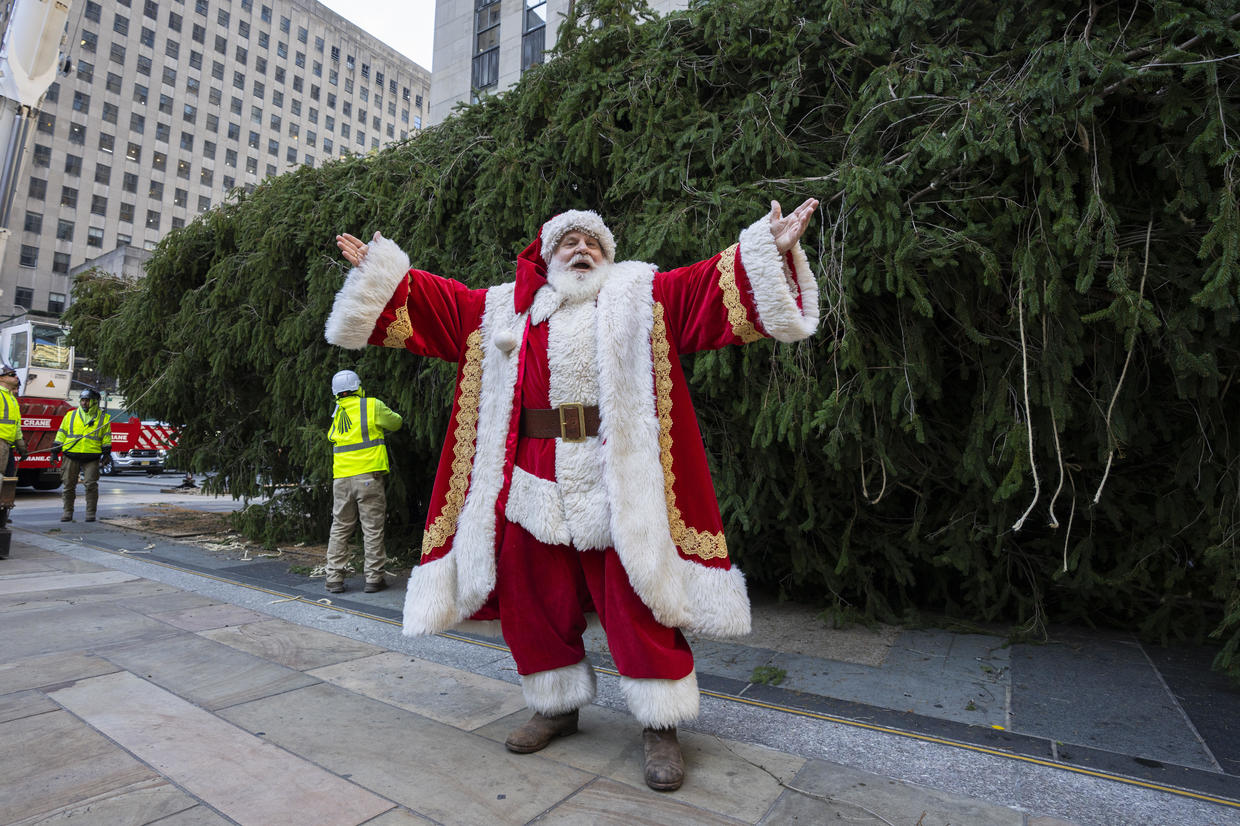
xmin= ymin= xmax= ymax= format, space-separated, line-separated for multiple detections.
xmin=49 ymin=532 xmax=1240 ymax=811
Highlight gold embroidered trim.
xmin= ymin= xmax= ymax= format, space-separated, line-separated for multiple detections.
xmin=716 ymin=243 xmax=764 ymax=344
xmin=421 ymin=328 xmax=484 ymax=556
xmin=653 ymin=303 xmax=729 ymax=561
xmin=383 ymin=304 xmax=414 ymax=348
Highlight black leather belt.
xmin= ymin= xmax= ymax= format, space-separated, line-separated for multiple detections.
xmin=519 ymin=404 xmax=600 ymax=442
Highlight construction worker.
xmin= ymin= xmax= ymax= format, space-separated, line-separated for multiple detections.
xmin=0 ymin=365 xmax=28 ymax=477
xmin=50 ymin=388 xmax=111 ymax=522
xmin=325 ymin=369 xmax=402 ymax=593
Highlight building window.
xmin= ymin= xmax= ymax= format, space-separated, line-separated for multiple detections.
xmin=28 ymin=178 xmax=46 ymax=199
xmin=15 ymin=287 xmax=34 ymax=309
xmin=144 ymin=0 xmax=158 ymax=20
xmin=134 ymin=84 xmax=148 ymax=105
xmin=523 ymin=0 xmax=547 ymax=71
xmin=64 ymin=155 xmax=83 ymax=176
xmin=90 ymin=195 xmax=107 ymax=216
xmin=184 ymin=103 xmax=197 ymax=123
xmin=56 ymin=219 xmax=74 ymax=241
xmin=61 ymin=187 xmax=77 ymax=208
xmin=53 ymin=252 xmax=70 ymax=274
xmin=473 ymin=0 xmax=501 ymax=92
xmin=131 ymin=112 xmax=146 ymax=133
xmin=119 ymin=202 xmax=134 ymax=222
xmin=48 ymin=293 xmax=66 ymax=315
xmin=267 ymin=138 xmax=278 ymax=156
xmin=95 ymin=163 xmax=111 ymax=184
xmin=137 ymin=55 xmax=152 ymax=76
xmin=106 ymin=70 xmax=122 ymax=92
xmin=126 ymin=142 xmax=141 ymax=162
xmin=169 ymin=10 xmax=182 ymax=30
xmin=177 ymin=159 xmax=190 ymax=179
xmin=225 ymin=148 xmax=237 ymax=167
xmin=87 ymin=227 xmax=105 ymax=248
xmin=153 ymin=151 xmax=166 ymax=171
xmin=85 ymin=1 xmax=101 ymax=23
xmin=165 ymin=40 xmax=179 ymax=60
xmin=141 ymin=26 xmax=154 ymax=47
xmin=36 ymin=112 xmax=54 ymax=134
xmin=103 ymin=102 xmax=118 ymax=123
xmin=180 ymin=132 xmax=194 ymax=150
xmin=261 ymin=5 xmax=271 ymax=23
xmin=123 ymin=172 xmax=138 ymax=193
xmin=155 ymin=122 xmax=170 ymax=142
xmin=246 ymin=156 xmax=257 ymax=173
xmin=19 ymin=247 xmax=37 ymax=268
xmin=198 ymin=195 xmax=211 ymax=212
xmin=193 ymin=23 xmax=206 ymax=44
xmin=23 ymin=212 xmax=42 ymax=233
xmin=109 ymin=43 xmax=125 ymax=64
xmin=239 ymin=20 xmax=249 ymax=38
xmin=72 ymin=91 xmax=90 ymax=113
xmin=162 ymin=66 xmax=177 ymax=86
xmin=174 ymin=188 xmax=187 ymax=207
xmin=146 ymin=210 xmax=160 ymax=229
xmin=200 ymin=168 xmax=213 ymax=186
xmin=203 ymin=140 xmax=216 ymax=159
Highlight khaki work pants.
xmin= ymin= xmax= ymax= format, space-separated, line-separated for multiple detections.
xmin=61 ymin=456 xmax=101 ymax=518
xmin=325 ymin=471 xmax=388 ymax=584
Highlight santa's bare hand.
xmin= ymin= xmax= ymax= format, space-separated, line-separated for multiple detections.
xmin=336 ymin=231 xmax=382 ymax=267
xmin=769 ymin=199 xmax=819 ymax=253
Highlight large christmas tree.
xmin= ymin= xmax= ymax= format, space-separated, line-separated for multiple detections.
xmin=68 ymin=0 xmax=1240 ymax=674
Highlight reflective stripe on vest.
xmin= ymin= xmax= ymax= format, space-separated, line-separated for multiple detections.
xmin=0 ymin=390 xmax=18 ymax=442
xmin=59 ymin=409 xmax=110 ymax=453
xmin=329 ymin=395 xmax=388 ymax=477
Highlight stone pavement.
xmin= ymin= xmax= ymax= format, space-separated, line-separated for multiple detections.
xmin=2 ymin=520 xmax=1238 ymax=825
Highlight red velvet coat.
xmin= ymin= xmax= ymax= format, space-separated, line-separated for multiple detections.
xmin=324 ymin=215 xmax=819 ymax=638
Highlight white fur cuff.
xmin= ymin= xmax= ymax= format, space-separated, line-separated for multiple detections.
xmin=522 ymin=658 xmax=598 ymax=715
xmin=324 ymin=236 xmax=411 ymax=349
xmin=621 ymin=671 xmax=700 ymax=728
xmin=737 ymin=216 xmax=820 ymax=343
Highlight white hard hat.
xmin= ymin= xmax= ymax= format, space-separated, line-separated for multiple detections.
xmin=331 ymin=369 xmax=361 ymax=395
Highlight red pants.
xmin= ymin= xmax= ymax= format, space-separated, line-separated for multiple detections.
xmin=497 ymin=522 xmax=694 ymax=680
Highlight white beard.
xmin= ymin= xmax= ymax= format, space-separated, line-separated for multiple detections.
xmin=546 ymin=255 xmax=609 ymax=305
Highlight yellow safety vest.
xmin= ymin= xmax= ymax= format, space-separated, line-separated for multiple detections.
xmin=328 ymin=394 xmax=395 ymax=478
xmin=55 ymin=407 xmax=112 ymax=454
xmin=0 ymin=387 xmax=21 ymax=444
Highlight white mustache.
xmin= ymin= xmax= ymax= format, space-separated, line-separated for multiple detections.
xmin=571 ymin=253 xmax=593 ymax=267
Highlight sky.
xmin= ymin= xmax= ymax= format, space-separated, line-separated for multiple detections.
xmin=316 ymin=0 xmax=437 ymax=70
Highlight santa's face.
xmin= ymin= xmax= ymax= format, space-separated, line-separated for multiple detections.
xmin=553 ymin=231 xmax=605 ymax=274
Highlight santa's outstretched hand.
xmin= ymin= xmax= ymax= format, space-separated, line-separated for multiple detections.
xmin=770 ymin=199 xmax=819 ymax=253
xmin=336 ymin=231 xmax=381 ymax=268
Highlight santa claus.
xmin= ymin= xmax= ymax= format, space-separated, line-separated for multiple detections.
xmin=327 ymin=199 xmax=820 ymax=790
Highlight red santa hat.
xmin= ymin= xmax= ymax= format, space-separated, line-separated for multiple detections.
xmin=538 ymin=210 xmax=616 ymax=265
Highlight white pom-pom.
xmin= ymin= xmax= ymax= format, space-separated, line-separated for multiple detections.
xmin=494 ymin=328 xmax=518 ymax=352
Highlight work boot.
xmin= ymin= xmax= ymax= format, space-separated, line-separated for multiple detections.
xmin=642 ymin=727 xmax=685 ymax=791
xmin=364 ymin=578 xmax=387 ymax=593
xmin=85 ymin=515 xmax=96 ymax=523
xmin=325 ymin=581 xmax=345 ymax=594
xmin=60 ymin=514 xmax=72 ymax=522
xmin=504 ymin=709 xmax=579 ymax=754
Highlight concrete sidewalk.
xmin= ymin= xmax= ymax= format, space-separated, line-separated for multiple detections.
xmin=1 ymin=524 xmax=1236 ymax=825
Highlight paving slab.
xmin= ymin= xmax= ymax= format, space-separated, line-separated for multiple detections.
xmin=362 ymin=809 xmax=438 ymax=825
xmin=0 ymin=651 xmax=120 ymax=693
xmin=537 ymin=777 xmax=745 ymax=824
xmin=475 ymin=704 xmax=803 ymax=822
xmin=150 ymin=601 xmax=270 ymax=631
xmin=48 ymin=670 xmax=394 ymax=826
xmin=1144 ymin=642 xmax=1240 ymax=777
xmin=309 ymin=651 xmax=528 ymax=730
xmin=114 ymin=590 xmax=224 ymax=615
xmin=0 ymin=569 xmax=139 ymax=596
xmin=200 ymin=617 xmax=386 ymax=670
xmin=0 ymin=602 xmax=181 ymax=660
xmin=0 ymin=709 xmax=160 ymax=824
xmin=0 ymin=578 xmax=179 ymax=616
xmin=219 ymin=681 xmax=593 ymax=825
xmin=140 ymin=804 xmax=234 ymax=825
xmin=0 ymin=688 xmax=58 ymax=723
xmin=1009 ymin=633 xmax=1216 ymax=770
xmin=103 ymin=631 xmax=320 ymax=710
xmin=8 ymin=777 xmax=199 ymax=825
xmin=760 ymin=758 xmax=1026 ymax=826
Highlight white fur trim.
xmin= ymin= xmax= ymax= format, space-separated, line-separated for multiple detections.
xmin=530 ymin=284 xmax=563 ymax=326
xmin=506 ymin=466 xmax=572 ymax=546
xmin=449 ymin=283 xmax=523 ymax=620
xmin=325 ymin=237 xmax=411 ymax=349
xmin=541 ymin=210 xmax=616 ymax=264
xmin=521 ymin=658 xmax=598 ymax=715
xmin=494 ymin=328 xmax=518 ymax=352
xmin=401 ymin=553 xmax=459 ymax=636
xmin=737 ymin=216 xmax=820 ymax=343
xmin=548 ymin=299 xmax=612 ymax=550
xmin=683 ymin=564 xmax=751 ymax=637
xmin=621 ymin=672 xmax=700 ymax=728
xmin=596 ymin=262 xmax=694 ymax=630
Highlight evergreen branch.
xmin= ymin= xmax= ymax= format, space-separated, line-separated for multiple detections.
xmin=1105 ymin=13 xmax=1240 ymax=96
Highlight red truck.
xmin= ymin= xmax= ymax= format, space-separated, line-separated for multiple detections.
xmin=0 ymin=319 xmax=178 ymax=487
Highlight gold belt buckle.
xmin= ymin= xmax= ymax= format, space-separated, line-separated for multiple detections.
xmin=558 ymin=403 xmax=586 ymax=443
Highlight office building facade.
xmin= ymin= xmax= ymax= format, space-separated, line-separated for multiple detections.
xmin=430 ymin=0 xmax=686 ymax=125
xmin=4 ymin=0 xmax=431 ymax=317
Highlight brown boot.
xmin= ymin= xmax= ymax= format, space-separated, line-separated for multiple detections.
xmin=504 ymin=710 xmax=579 ymax=753
xmin=642 ymin=727 xmax=685 ymax=791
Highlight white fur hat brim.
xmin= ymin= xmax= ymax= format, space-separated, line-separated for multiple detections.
xmin=541 ymin=210 xmax=616 ymax=264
